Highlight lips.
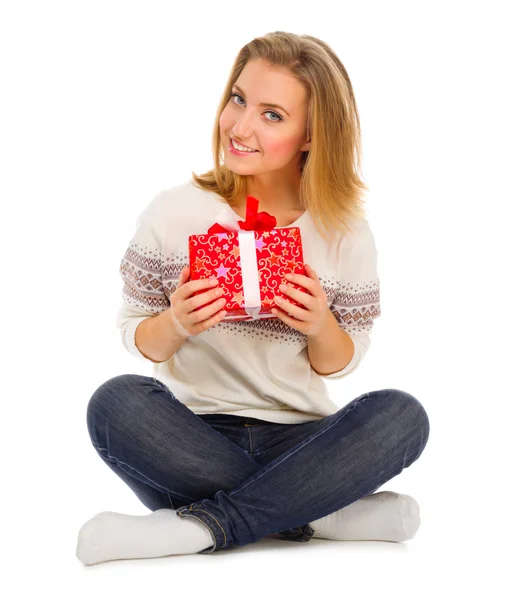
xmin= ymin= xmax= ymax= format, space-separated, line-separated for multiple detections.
xmin=230 ymin=136 xmax=258 ymax=152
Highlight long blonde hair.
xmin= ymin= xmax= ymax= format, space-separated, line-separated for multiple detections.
xmin=191 ymin=31 xmax=369 ymax=241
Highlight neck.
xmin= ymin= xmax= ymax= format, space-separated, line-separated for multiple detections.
xmin=239 ymin=175 xmax=303 ymax=213
xmin=242 ymin=171 xmax=302 ymax=213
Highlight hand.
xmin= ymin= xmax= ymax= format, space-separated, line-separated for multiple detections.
xmin=169 ymin=266 xmax=227 ymax=337
xmin=271 ymin=264 xmax=331 ymax=336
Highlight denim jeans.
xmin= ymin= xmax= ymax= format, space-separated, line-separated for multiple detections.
xmin=86 ymin=374 xmax=430 ymax=554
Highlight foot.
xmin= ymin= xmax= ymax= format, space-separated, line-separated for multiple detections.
xmin=76 ymin=509 xmax=215 ymax=566
xmin=310 ymin=491 xmax=421 ymax=542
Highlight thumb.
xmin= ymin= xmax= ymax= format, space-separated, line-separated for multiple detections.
xmin=177 ymin=266 xmax=189 ymax=288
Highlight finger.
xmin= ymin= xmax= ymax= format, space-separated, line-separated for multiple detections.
xmin=181 ymin=265 xmax=193 ymax=279
xmin=285 ymin=271 xmax=315 ymax=289
xmin=272 ymin=307 xmax=304 ymax=332
xmin=305 ymin=264 xmax=319 ymax=279
xmin=190 ymin=276 xmax=221 ymax=296
xmin=302 ymin=264 xmax=319 ymax=283
xmin=274 ymin=297 xmax=310 ymax=321
xmin=279 ymin=285 xmax=315 ymax=308
xmin=271 ymin=307 xmax=287 ymax=320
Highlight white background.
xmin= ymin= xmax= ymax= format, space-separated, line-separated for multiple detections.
xmin=2 ymin=0 xmax=524 ymax=597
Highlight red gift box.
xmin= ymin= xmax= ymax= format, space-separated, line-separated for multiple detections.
xmin=188 ymin=195 xmax=307 ymax=321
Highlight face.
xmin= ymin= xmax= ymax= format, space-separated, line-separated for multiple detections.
xmin=219 ymin=58 xmax=311 ymax=180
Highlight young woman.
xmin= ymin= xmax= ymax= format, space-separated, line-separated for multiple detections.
xmin=76 ymin=31 xmax=430 ymax=566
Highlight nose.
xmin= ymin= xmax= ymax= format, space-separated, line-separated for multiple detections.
xmin=232 ymin=109 xmax=256 ymax=140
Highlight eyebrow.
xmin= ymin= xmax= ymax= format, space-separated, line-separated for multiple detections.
xmin=232 ymin=84 xmax=291 ymax=117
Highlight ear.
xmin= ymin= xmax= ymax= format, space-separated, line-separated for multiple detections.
xmin=301 ymin=138 xmax=311 ymax=152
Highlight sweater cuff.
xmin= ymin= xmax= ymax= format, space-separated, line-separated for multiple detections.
xmin=122 ymin=316 xmax=172 ymax=364
xmin=321 ymin=336 xmax=362 ymax=379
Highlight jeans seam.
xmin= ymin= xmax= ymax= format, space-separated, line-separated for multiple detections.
xmin=190 ymin=507 xmax=227 ymax=549
xmin=246 ymin=427 xmax=254 ymax=455
xmin=92 ymin=443 xmax=196 ymax=504
xmin=179 ymin=393 xmax=370 ymax=549
xmin=177 ymin=512 xmax=218 ymax=553
xmin=227 ymin=393 xmax=371 ymax=500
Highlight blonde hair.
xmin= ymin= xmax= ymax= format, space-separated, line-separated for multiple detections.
xmin=191 ymin=31 xmax=369 ymax=242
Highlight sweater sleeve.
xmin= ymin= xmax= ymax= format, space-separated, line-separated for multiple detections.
xmin=321 ymin=219 xmax=381 ymax=380
xmin=115 ymin=192 xmax=172 ymax=364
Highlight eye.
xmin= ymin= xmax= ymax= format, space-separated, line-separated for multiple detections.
xmin=230 ymin=93 xmax=283 ymax=122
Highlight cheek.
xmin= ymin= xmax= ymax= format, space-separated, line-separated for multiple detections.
xmin=219 ymin=106 xmax=236 ymax=132
xmin=219 ymin=112 xmax=229 ymax=132
xmin=263 ymin=137 xmax=299 ymax=156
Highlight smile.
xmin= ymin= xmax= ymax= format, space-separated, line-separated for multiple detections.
xmin=230 ymin=137 xmax=258 ymax=153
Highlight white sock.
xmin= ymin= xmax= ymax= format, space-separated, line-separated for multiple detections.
xmin=76 ymin=509 xmax=215 ymax=566
xmin=310 ymin=491 xmax=421 ymax=542
xmin=76 ymin=491 xmax=419 ymax=564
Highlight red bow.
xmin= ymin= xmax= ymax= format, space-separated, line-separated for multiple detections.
xmin=208 ymin=195 xmax=277 ymax=234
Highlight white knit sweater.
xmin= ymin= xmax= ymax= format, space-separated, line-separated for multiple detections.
xmin=116 ymin=179 xmax=381 ymax=424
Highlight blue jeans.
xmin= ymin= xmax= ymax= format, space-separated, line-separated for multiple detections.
xmin=86 ymin=374 xmax=430 ymax=554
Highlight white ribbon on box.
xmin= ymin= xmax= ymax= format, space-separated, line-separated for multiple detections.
xmin=214 ymin=208 xmax=265 ymax=320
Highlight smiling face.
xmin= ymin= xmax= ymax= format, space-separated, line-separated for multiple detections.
xmin=219 ymin=58 xmax=311 ymax=181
